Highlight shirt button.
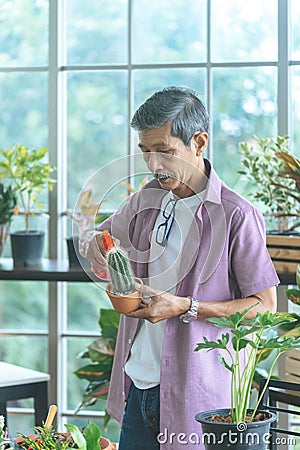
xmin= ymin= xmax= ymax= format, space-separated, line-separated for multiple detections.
xmin=128 ymin=338 xmax=132 ymax=344
xmin=165 ymin=359 xmax=169 ymax=366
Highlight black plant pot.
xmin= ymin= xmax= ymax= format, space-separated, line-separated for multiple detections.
xmin=195 ymin=409 xmax=276 ymax=450
xmin=66 ymin=236 xmax=90 ymax=270
xmin=10 ymin=231 xmax=45 ymax=268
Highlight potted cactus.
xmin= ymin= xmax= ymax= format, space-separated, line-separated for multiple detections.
xmin=100 ymin=230 xmax=143 ymax=314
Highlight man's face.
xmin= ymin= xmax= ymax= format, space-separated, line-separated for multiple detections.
xmin=138 ymin=124 xmax=207 ymax=197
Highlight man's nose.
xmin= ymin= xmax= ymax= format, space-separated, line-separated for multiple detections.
xmin=147 ymin=153 xmax=165 ymax=173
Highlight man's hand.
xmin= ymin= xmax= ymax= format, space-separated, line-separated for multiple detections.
xmin=79 ymin=230 xmax=119 ymax=280
xmin=126 ymin=282 xmax=191 ymax=323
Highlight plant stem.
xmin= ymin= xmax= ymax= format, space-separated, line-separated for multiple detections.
xmin=250 ymin=352 xmax=281 ymax=420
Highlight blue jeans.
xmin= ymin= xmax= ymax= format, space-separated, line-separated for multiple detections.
xmin=119 ymin=383 xmax=160 ymax=450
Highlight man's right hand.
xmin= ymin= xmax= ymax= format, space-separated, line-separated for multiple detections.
xmin=79 ymin=230 xmax=110 ymax=280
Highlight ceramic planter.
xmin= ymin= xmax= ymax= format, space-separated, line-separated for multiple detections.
xmin=195 ymin=408 xmax=276 ymax=450
xmin=66 ymin=235 xmax=90 ymax=270
xmin=106 ymin=277 xmax=143 ymax=314
xmin=10 ymin=230 xmax=45 ymax=267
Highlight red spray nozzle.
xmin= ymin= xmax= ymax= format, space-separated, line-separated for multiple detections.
xmin=102 ymin=230 xmax=115 ymax=252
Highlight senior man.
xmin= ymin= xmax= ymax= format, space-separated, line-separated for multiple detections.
xmin=80 ymin=86 xmax=279 ymax=450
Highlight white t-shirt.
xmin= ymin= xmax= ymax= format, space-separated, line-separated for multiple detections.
xmin=125 ymin=191 xmax=202 ymax=389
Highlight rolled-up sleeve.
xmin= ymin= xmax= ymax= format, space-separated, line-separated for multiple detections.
xmin=229 ymin=206 xmax=280 ymax=297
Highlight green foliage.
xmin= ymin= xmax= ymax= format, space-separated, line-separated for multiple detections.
xmin=238 ymin=136 xmax=300 ymax=229
xmin=0 ymin=182 xmax=16 ymax=225
xmin=74 ymin=309 xmax=120 ymax=430
xmin=285 ymin=264 xmax=300 ymax=306
xmin=0 ymin=145 xmax=56 ymax=232
xmin=18 ymin=426 xmax=74 ymax=449
xmin=18 ymin=421 xmax=104 ymax=450
xmin=194 ymin=305 xmax=300 ymax=423
xmin=65 ymin=422 xmax=102 ymax=450
xmin=63 ymin=189 xmax=109 ymax=234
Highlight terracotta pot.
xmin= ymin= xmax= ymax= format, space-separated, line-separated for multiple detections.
xmin=106 ymin=277 xmax=143 ymax=314
xmin=15 ymin=433 xmax=114 ymax=449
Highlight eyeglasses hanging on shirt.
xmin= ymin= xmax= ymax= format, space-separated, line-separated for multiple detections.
xmin=155 ymin=198 xmax=178 ymax=246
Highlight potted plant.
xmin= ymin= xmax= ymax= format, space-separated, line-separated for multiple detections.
xmin=74 ymin=308 xmax=120 ymax=430
xmin=238 ymin=135 xmax=300 ymax=233
xmin=62 ymin=189 xmax=110 ymax=268
xmin=100 ymin=230 xmax=143 ymax=314
xmin=15 ymin=421 xmax=113 ymax=449
xmin=0 ymin=144 xmax=56 ymax=267
xmin=194 ymin=305 xmax=300 ymax=450
xmin=0 ymin=415 xmax=13 ymax=450
xmin=0 ymin=183 xmax=17 ymax=256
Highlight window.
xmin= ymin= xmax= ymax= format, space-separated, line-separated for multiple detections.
xmin=0 ymin=0 xmax=298 ymax=442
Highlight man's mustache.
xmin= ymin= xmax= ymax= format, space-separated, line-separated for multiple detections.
xmin=154 ymin=173 xmax=175 ymax=180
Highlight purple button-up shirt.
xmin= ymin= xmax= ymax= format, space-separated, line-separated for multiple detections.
xmin=98 ymin=159 xmax=279 ymax=449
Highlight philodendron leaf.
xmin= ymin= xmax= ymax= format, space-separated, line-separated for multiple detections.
xmin=195 ymin=333 xmax=229 ymax=352
xmin=260 ymin=335 xmax=300 ymax=351
xmin=232 ymin=336 xmax=256 ymax=351
xmin=85 ymin=422 xmax=101 ymax=450
xmin=208 ymin=304 xmax=257 ymax=329
xmin=218 ymin=354 xmax=233 ymax=372
xmin=65 ymin=423 xmax=86 ymax=450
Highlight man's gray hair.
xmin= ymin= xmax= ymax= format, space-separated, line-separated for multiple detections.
xmin=130 ymin=86 xmax=209 ymax=146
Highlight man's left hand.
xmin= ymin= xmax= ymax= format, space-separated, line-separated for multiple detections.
xmin=126 ymin=282 xmax=191 ymax=323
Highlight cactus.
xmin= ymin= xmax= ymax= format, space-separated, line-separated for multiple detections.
xmin=102 ymin=230 xmax=135 ymax=295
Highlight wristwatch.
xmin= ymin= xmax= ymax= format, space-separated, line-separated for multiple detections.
xmin=179 ymin=297 xmax=199 ymax=324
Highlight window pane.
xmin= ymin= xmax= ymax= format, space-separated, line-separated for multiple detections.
xmin=132 ymin=68 xmax=206 ymax=111
xmin=67 ymin=71 xmax=128 ymax=208
xmin=211 ymin=0 xmax=277 ymax=62
xmin=0 ymin=281 xmax=48 ymax=330
xmin=291 ymin=0 xmax=300 ymax=59
xmin=213 ymin=67 xmax=277 ymax=192
xmin=67 ymin=283 xmax=111 ymax=332
xmin=0 ymin=336 xmax=48 ymax=372
xmin=0 ymin=73 xmax=48 ymax=148
xmin=66 ymin=0 xmax=128 ymax=65
xmin=132 ymin=0 xmax=207 ymax=64
xmin=291 ymin=67 xmax=300 ymax=156
xmin=66 ymin=337 xmax=100 ymax=411
xmin=0 ymin=0 xmax=48 ymax=67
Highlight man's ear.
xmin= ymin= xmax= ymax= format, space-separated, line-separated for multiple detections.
xmin=193 ymin=132 xmax=209 ymax=156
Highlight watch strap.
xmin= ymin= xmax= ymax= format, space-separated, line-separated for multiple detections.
xmin=179 ymin=297 xmax=199 ymax=323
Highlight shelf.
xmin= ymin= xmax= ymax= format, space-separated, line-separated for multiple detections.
xmin=0 ymin=258 xmax=296 ymax=285
xmin=0 ymin=258 xmax=100 ymax=282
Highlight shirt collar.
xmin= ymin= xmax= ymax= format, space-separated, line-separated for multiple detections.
xmin=144 ymin=158 xmax=223 ymax=205
xmin=201 ymin=158 xmax=223 ymax=205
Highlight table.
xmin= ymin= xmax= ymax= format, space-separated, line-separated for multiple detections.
xmin=0 ymin=361 xmax=50 ymax=427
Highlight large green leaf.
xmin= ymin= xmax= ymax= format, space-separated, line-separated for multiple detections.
xmin=85 ymin=422 xmax=101 ymax=450
xmin=99 ymin=309 xmax=120 ymax=339
xmin=65 ymin=424 xmax=86 ymax=450
xmin=74 ymin=363 xmax=108 ymax=382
